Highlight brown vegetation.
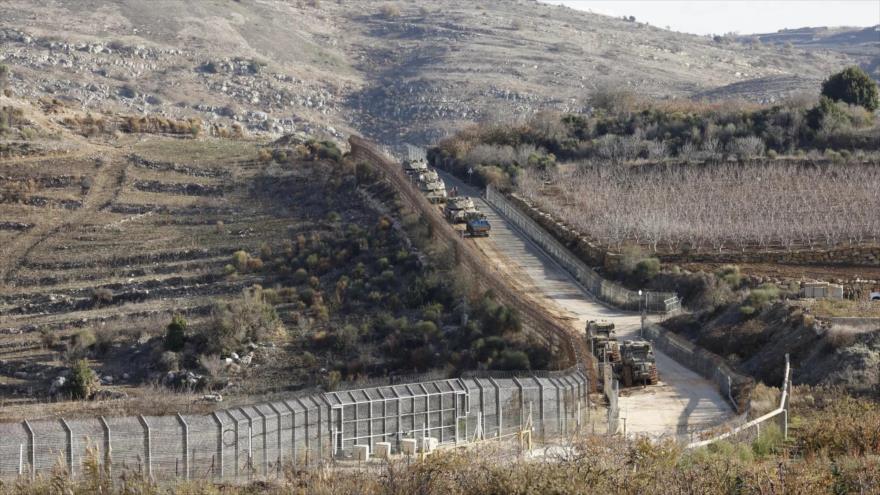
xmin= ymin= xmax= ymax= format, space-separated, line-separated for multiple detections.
xmin=518 ymin=160 xmax=880 ymax=254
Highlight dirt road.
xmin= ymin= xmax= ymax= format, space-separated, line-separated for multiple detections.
xmin=439 ymin=172 xmax=733 ymax=438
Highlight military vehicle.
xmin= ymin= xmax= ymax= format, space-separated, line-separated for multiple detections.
xmin=418 ymin=169 xmax=448 ymax=203
xmin=403 ymin=158 xmax=429 ymax=176
xmin=620 ymin=340 xmax=659 ymax=386
xmin=444 ymin=196 xmax=478 ymax=223
xmin=586 ymin=320 xmax=621 ymax=364
xmin=465 ymin=212 xmax=491 ymax=237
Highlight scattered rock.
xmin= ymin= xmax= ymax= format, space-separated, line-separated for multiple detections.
xmin=202 ymin=393 xmax=223 ymax=402
xmin=49 ymin=376 xmax=66 ymax=394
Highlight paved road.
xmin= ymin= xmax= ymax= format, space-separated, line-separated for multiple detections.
xmin=439 ymin=171 xmax=733 ymax=438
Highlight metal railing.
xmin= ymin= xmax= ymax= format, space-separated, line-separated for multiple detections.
xmin=687 ymin=354 xmax=791 ymax=449
xmin=485 ymin=187 xmax=680 ymax=313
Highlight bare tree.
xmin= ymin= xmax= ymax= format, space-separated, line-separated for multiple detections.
xmin=519 ymin=161 xmax=880 ymax=255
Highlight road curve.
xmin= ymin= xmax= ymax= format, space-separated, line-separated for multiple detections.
xmin=439 ymin=171 xmax=733 ymax=438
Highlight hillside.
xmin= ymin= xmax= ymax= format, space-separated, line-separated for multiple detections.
xmin=741 ymin=25 xmax=879 ymax=79
xmin=0 ymin=0 xmax=859 ymax=144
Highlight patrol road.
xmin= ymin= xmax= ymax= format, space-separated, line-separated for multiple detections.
xmin=438 ymin=170 xmax=733 ymax=438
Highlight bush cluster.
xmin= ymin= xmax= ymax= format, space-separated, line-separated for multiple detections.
xmin=432 ymin=68 xmax=879 ymax=190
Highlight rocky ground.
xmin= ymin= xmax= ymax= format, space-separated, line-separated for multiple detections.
xmin=0 ymin=0 xmax=865 ymax=145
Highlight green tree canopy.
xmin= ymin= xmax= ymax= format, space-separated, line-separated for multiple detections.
xmin=821 ymin=66 xmax=879 ymax=112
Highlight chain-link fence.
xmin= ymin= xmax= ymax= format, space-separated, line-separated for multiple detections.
xmin=485 ymin=187 xmax=680 ymax=313
xmin=0 ymin=368 xmax=591 ymax=483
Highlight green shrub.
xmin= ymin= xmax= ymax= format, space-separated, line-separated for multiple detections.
xmin=747 ymin=284 xmax=780 ymax=309
xmin=164 ymin=314 xmax=187 ymax=352
xmin=634 ymin=258 xmax=661 ymax=283
xmin=752 ymin=422 xmax=784 ymax=458
xmin=65 ymin=360 xmax=98 ymax=400
xmin=232 ymin=250 xmax=249 ymax=272
xmin=292 ymin=268 xmax=309 ymax=285
xmin=821 ymin=66 xmax=879 ymax=112
xmin=716 ymin=265 xmax=741 ymax=288
xmin=493 ymin=349 xmax=530 ymax=370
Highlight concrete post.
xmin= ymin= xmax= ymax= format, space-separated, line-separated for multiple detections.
xmin=23 ymin=420 xmax=35 ymax=481
xmin=176 ymin=414 xmax=189 ymax=480
xmin=531 ymin=376 xmax=545 ymax=440
xmin=137 ymin=416 xmax=152 ymax=480
xmin=60 ymin=418 xmax=73 ymax=476
xmin=211 ymin=412 xmax=224 ymax=479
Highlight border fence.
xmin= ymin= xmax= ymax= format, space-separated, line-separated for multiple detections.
xmin=0 ymin=368 xmax=590 ymax=483
xmin=485 ymin=187 xmax=680 ymax=313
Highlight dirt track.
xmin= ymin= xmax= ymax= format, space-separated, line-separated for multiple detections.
xmin=438 ymin=171 xmax=734 ymax=438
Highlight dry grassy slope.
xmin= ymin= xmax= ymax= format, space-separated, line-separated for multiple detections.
xmin=0 ymin=0 xmax=857 ymax=144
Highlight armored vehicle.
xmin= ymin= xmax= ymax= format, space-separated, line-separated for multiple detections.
xmin=586 ymin=320 xmax=621 ymax=364
xmin=444 ymin=196 xmax=478 ymax=223
xmin=418 ymin=170 xmax=448 ymax=203
xmin=465 ymin=213 xmax=491 ymax=237
xmin=620 ymin=340 xmax=659 ymax=386
xmin=403 ymin=158 xmax=429 ymax=176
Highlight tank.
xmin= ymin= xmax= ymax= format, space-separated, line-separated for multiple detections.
xmin=620 ymin=340 xmax=659 ymax=386
xmin=586 ymin=320 xmax=621 ymax=364
xmin=403 ymin=158 xmax=429 ymax=175
xmin=444 ymin=197 xmax=478 ymax=223
xmin=418 ymin=170 xmax=447 ymax=203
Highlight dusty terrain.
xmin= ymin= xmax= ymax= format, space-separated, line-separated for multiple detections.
xmin=0 ymin=0 xmax=865 ymax=144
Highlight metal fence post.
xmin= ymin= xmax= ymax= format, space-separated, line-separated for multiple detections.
xmin=282 ymin=402 xmax=297 ymax=466
xmin=99 ymin=417 xmax=112 ymax=478
xmin=137 ymin=416 xmax=152 ymax=480
xmin=23 ymin=420 xmax=35 ymax=481
xmin=211 ymin=412 xmax=224 ymax=479
xmin=176 ymin=414 xmax=189 ymax=480
xmin=253 ymin=408 xmax=268 ymax=477
xmin=267 ymin=403 xmax=284 ymax=475
xmin=531 ymin=376 xmax=546 ymax=441
xmin=488 ymin=377 xmax=502 ymax=436
xmin=225 ymin=410 xmax=240 ymax=480
xmin=60 ymin=418 xmax=74 ymax=477
xmin=239 ymin=409 xmax=253 ymax=479
xmin=512 ymin=377 xmax=525 ymax=432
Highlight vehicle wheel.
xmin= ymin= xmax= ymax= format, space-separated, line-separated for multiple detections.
xmin=623 ymin=366 xmax=633 ymax=388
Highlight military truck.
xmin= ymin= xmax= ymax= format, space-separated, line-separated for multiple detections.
xmin=418 ymin=169 xmax=448 ymax=203
xmin=403 ymin=158 xmax=429 ymax=176
xmin=620 ymin=340 xmax=659 ymax=387
xmin=465 ymin=212 xmax=491 ymax=237
xmin=444 ymin=196 xmax=478 ymax=223
xmin=586 ymin=320 xmax=621 ymax=364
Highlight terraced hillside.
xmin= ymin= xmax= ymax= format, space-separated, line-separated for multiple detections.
xmin=0 ymin=138 xmax=287 ymax=412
